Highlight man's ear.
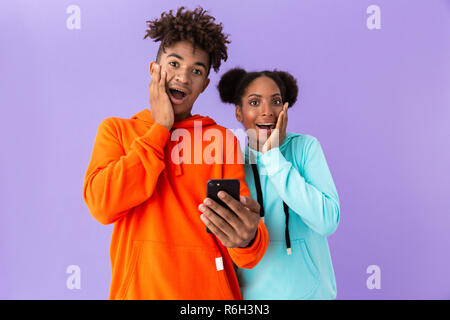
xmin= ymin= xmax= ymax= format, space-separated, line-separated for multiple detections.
xmin=201 ymin=78 xmax=210 ymax=93
xmin=235 ymin=105 xmax=243 ymax=123
xmin=149 ymin=61 xmax=157 ymax=74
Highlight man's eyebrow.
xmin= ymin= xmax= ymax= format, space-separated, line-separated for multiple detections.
xmin=167 ymin=53 xmax=208 ymax=70
xmin=167 ymin=53 xmax=183 ymax=60
xmin=194 ymin=62 xmax=208 ymax=70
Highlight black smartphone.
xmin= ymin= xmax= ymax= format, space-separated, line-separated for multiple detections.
xmin=205 ymin=179 xmax=240 ymax=234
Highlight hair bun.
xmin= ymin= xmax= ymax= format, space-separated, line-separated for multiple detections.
xmin=274 ymin=71 xmax=299 ymax=107
xmin=217 ymin=68 xmax=247 ymax=104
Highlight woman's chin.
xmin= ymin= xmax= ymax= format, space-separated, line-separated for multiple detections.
xmin=248 ymin=138 xmax=267 ymax=151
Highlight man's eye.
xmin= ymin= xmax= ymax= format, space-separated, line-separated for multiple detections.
xmin=193 ymin=69 xmax=202 ymax=75
xmin=249 ymin=100 xmax=259 ymax=106
xmin=273 ymin=100 xmax=282 ymax=105
xmin=169 ymin=61 xmax=179 ymax=67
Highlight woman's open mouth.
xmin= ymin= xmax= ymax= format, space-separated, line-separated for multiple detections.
xmin=168 ymin=87 xmax=189 ymax=104
xmin=255 ymin=123 xmax=275 ymax=138
xmin=256 ymin=124 xmax=275 ymax=130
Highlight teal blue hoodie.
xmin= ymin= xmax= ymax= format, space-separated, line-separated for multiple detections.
xmin=237 ymin=133 xmax=340 ymax=300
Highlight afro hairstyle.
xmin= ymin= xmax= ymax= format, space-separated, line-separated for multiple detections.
xmin=217 ymin=68 xmax=299 ymax=107
xmin=144 ymin=6 xmax=230 ymax=74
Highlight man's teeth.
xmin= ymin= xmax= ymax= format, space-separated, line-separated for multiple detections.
xmin=170 ymin=88 xmax=186 ymax=98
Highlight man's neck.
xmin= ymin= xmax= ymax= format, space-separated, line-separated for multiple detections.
xmin=174 ymin=112 xmax=193 ymax=122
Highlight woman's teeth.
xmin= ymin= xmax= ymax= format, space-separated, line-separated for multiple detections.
xmin=256 ymin=124 xmax=275 ymax=129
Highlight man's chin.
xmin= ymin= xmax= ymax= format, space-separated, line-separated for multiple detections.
xmin=173 ymin=107 xmax=193 ymax=122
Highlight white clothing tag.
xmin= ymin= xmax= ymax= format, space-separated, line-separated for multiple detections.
xmin=215 ymin=257 xmax=224 ymax=271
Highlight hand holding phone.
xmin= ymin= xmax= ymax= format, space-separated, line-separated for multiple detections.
xmin=199 ymin=182 xmax=262 ymax=248
xmin=205 ymin=179 xmax=240 ymax=233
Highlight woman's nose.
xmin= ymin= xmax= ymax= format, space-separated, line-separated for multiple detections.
xmin=260 ymin=102 xmax=274 ymax=116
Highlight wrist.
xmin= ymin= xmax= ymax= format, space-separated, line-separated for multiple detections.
xmin=239 ymin=230 xmax=257 ymax=248
xmin=154 ymin=118 xmax=173 ymax=131
xmin=161 ymin=122 xmax=172 ymax=131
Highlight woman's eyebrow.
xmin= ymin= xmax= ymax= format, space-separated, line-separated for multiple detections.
xmin=247 ymin=93 xmax=281 ymax=98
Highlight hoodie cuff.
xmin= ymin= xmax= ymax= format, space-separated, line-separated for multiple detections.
xmin=259 ymin=147 xmax=290 ymax=176
xmin=138 ymin=122 xmax=170 ymax=151
xmin=227 ymin=220 xmax=268 ymax=269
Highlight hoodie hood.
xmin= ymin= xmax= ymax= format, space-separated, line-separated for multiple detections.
xmin=131 ymin=109 xmax=217 ymax=129
xmin=131 ymin=109 xmax=218 ymax=176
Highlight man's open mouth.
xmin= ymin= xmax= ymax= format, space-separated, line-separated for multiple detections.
xmin=168 ymin=87 xmax=188 ymax=101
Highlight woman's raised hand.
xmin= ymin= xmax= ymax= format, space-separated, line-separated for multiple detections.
xmin=262 ymin=102 xmax=288 ymax=153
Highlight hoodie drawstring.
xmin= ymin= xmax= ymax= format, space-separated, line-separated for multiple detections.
xmin=251 ymin=163 xmax=292 ymax=255
xmin=251 ymin=163 xmax=265 ymax=221
xmin=171 ymin=132 xmax=183 ymax=176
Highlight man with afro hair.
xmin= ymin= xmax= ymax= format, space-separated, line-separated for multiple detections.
xmin=83 ymin=6 xmax=268 ymax=300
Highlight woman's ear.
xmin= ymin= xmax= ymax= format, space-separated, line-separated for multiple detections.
xmin=235 ymin=105 xmax=243 ymax=123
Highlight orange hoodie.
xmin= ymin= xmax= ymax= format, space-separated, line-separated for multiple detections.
xmin=83 ymin=109 xmax=268 ymax=300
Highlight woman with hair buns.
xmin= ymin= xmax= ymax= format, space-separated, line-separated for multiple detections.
xmin=217 ymin=68 xmax=340 ymax=299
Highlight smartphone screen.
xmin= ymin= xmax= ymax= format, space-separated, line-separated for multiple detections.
xmin=205 ymin=179 xmax=240 ymax=233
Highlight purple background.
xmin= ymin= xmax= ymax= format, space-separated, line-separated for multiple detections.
xmin=1 ymin=0 xmax=449 ymax=299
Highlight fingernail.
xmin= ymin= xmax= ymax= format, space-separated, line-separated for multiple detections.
xmin=218 ymin=191 xmax=225 ymax=198
xmin=199 ymin=204 xmax=205 ymax=212
xmin=204 ymin=199 xmax=211 ymax=206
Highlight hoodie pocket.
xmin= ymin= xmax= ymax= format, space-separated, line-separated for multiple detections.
xmin=240 ymin=239 xmax=319 ymax=299
xmin=117 ymin=240 xmax=234 ymax=300
xmin=294 ymin=239 xmax=319 ymax=281
xmin=116 ymin=242 xmax=143 ymax=300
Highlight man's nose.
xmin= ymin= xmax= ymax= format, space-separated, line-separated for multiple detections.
xmin=174 ymin=67 xmax=191 ymax=84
